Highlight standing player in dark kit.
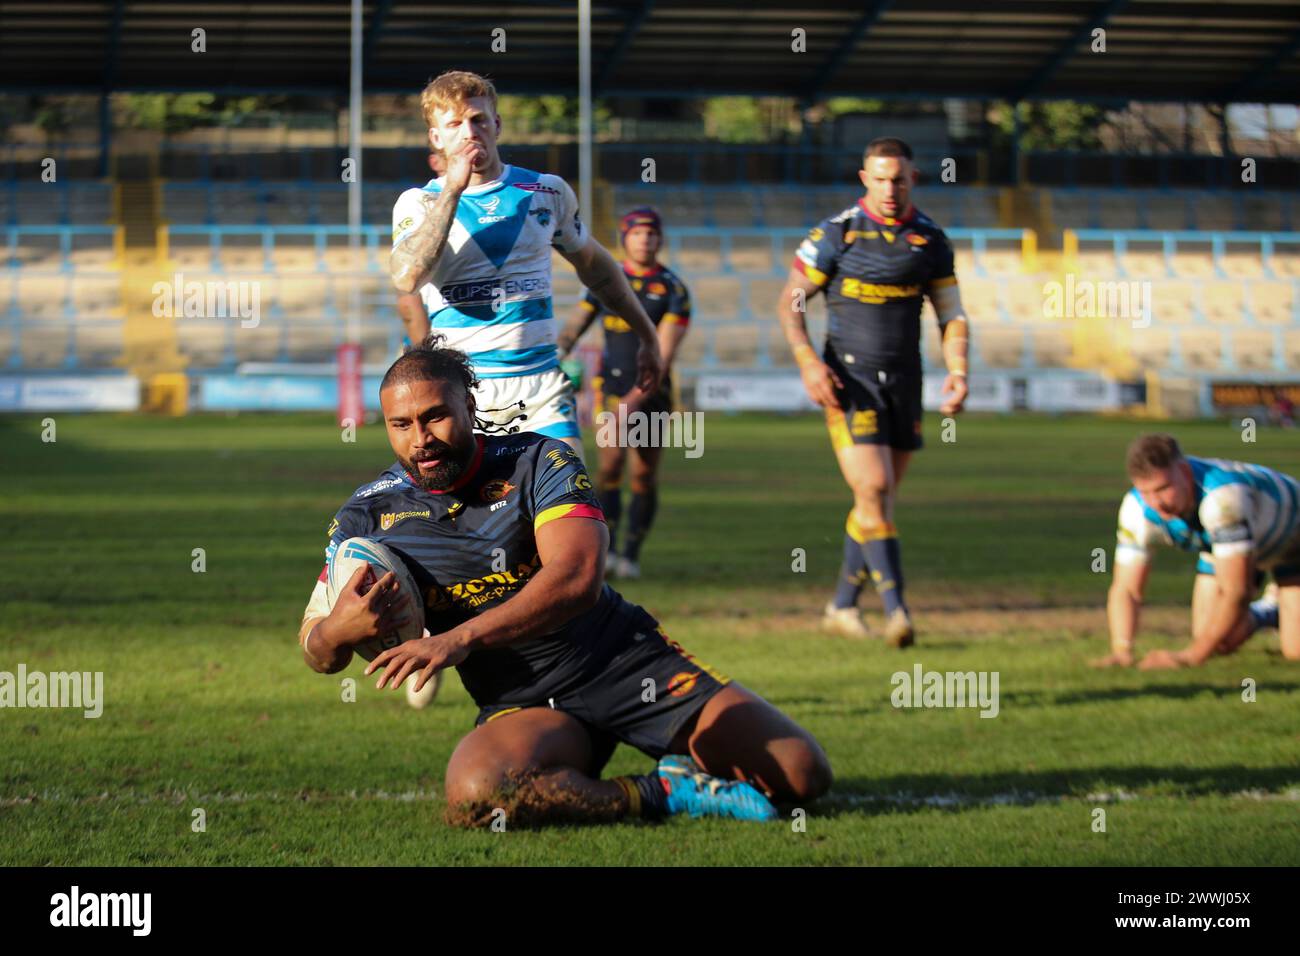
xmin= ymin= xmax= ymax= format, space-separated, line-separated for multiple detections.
xmin=296 ymin=336 xmax=830 ymax=827
xmin=777 ymin=138 xmax=972 ymax=647
xmin=557 ymin=207 xmax=691 ymax=579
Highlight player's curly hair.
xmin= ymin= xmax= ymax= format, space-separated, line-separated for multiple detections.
xmin=381 ymin=333 xmax=527 ymax=436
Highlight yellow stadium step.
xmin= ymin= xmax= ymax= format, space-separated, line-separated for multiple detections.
xmin=115 ymin=174 xmax=186 ymax=381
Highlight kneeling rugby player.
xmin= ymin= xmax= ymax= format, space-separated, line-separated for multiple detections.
xmin=297 ymin=336 xmax=831 ymax=826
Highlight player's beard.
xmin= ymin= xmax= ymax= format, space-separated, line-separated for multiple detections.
xmin=403 ymin=436 xmax=475 ymax=492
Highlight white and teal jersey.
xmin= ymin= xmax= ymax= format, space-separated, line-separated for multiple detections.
xmin=1114 ymin=455 xmax=1300 ymax=576
xmin=391 ymin=165 xmax=588 ymax=379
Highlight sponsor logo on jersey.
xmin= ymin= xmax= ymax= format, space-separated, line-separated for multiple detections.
xmin=480 ymin=478 xmax=516 ymax=503
xmin=392 ymin=216 xmax=414 ymax=241
xmin=380 ymin=509 xmax=431 ymax=530
xmin=530 ymin=207 xmax=552 ymax=227
xmin=906 ymin=233 xmax=928 ymax=246
xmin=839 ymin=278 xmax=923 ymax=304
xmin=426 ymin=554 xmax=542 ymax=612
xmin=604 ymin=314 xmax=633 ymax=333
xmin=359 ymin=476 xmax=406 ymax=497
xmin=647 ymin=281 xmax=667 ymax=296
xmin=476 ymin=195 xmax=508 ymax=224
xmin=327 ymin=517 xmax=339 ymax=538
xmin=808 ymin=227 xmax=825 ymax=242
xmin=441 ymin=275 xmax=550 ymax=305
xmin=515 ymin=183 xmax=561 ymax=195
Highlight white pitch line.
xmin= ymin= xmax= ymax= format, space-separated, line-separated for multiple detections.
xmin=821 ymin=787 xmax=1300 ymax=809
xmin=0 ymin=788 xmax=441 ymax=807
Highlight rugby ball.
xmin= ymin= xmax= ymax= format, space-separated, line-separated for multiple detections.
xmin=326 ymin=537 xmax=425 ymax=663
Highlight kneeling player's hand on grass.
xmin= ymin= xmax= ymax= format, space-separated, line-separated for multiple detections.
xmin=366 ymin=631 xmax=470 ymax=691
xmin=800 ymin=360 xmax=843 ymax=409
xmin=329 ymin=565 xmax=413 ymax=646
xmin=1089 ymin=651 xmax=1135 ymax=668
xmin=1138 ymin=648 xmax=1187 ymax=670
xmin=939 ymin=374 xmax=968 ymax=415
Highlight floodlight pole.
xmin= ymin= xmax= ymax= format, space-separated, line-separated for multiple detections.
xmin=337 ymin=0 xmax=365 ymax=428
xmin=579 ymin=0 xmax=593 ymax=232
xmin=348 ymin=0 xmax=363 ymax=346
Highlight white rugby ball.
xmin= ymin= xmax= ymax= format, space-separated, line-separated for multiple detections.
xmin=326 ymin=537 xmax=425 ymax=663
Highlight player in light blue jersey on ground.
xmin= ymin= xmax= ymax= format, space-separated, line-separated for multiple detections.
xmin=390 ymin=71 xmax=663 ymax=458
xmin=1098 ymin=434 xmax=1300 ymax=670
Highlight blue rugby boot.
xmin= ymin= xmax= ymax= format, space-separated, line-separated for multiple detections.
xmin=656 ymin=755 xmax=778 ymax=821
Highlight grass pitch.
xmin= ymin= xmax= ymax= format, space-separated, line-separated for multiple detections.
xmin=1 ymin=411 xmax=1297 ymax=866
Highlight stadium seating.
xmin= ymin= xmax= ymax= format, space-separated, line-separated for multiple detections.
xmin=1251 ymin=281 xmax=1293 ymax=325
xmin=1232 ymin=330 xmax=1277 ymax=373
xmin=1128 ymin=328 xmax=1173 ymax=370
xmin=7 ymin=181 xmax=1299 ymax=383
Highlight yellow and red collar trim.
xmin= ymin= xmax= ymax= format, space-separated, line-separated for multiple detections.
xmin=623 ymin=260 xmax=663 ymax=278
xmin=857 ymin=198 xmax=915 ymax=227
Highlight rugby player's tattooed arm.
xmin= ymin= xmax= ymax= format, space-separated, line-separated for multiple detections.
xmin=365 ymin=517 xmax=609 ymax=691
xmin=778 ymin=268 xmax=843 ymax=409
xmin=390 ymin=187 xmax=463 ymax=294
xmin=560 ymin=240 xmax=663 ymax=391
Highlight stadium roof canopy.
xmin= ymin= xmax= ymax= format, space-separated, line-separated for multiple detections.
xmin=1 ymin=0 xmax=1297 ymax=105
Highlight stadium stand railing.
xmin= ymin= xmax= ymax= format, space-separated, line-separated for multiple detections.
xmin=6 ymin=181 xmax=1300 ymax=387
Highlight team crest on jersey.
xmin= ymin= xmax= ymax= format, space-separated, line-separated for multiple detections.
xmin=480 ymin=478 xmax=516 ymax=503
xmin=666 ymin=671 xmax=700 ymax=698
xmin=906 ymin=233 xmax=928 ymax=246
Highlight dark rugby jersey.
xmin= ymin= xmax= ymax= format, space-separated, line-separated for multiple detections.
xmin=579 ymin=261 xmax=690 ymax=396
xmin=793 ymin=199 xmax=956 ymax=374
xmin=316 ymin=432 xmax=642 ymax=706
